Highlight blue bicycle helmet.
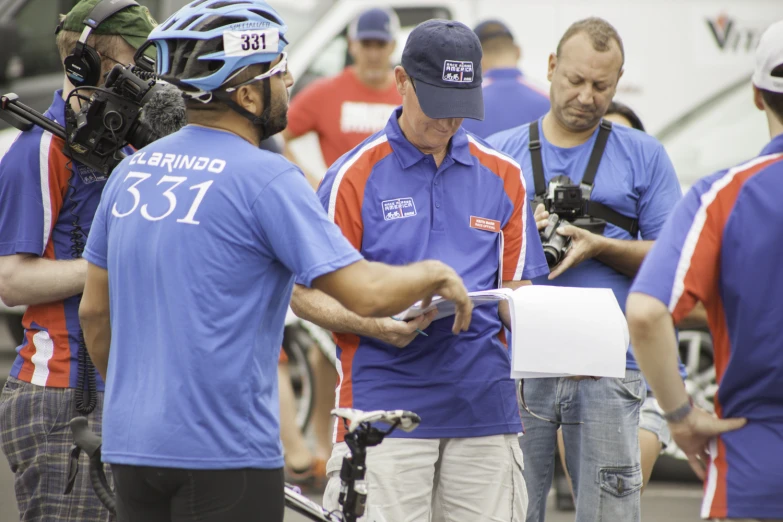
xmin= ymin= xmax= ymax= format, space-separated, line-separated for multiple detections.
xmin=148 ymin=0 xmax=288 ymax=94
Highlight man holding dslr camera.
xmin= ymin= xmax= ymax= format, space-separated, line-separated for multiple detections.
xmin=488 ymin=17 xmax=681 ymax=522
xmin=0 ymin=1 xmax=156 ymax=520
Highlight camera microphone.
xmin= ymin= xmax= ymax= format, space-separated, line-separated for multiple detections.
xmin=139 ymin=82 xmax=187 ymax=139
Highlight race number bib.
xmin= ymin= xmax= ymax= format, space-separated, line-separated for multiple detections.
xmin=223 ymin=29 xmax=279 ymax=57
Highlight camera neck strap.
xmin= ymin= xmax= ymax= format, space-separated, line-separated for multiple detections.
xmin=528 ymin=119 xmax=639 ymax=236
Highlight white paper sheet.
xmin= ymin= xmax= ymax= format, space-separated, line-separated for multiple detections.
xmin=508 ymin=286 xmax=628 ymax=379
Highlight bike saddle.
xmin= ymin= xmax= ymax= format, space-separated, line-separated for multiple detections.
xmin=331 ymin=408 xmax=421 ymax=433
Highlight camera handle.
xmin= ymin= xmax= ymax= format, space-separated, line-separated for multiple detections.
xmin=1 ymin=93 xmax=67 ymax=140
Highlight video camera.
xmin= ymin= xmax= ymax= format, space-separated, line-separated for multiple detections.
xmin=1 ymin=61 xmax=168 ymax=176
xmin=534 ymin=175 xmax=607 ymax=268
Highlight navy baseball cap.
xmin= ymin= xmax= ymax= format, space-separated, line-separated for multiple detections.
xmin=401 ymin=20 xmax=484 ymax=120
xmin=348 ymin=8 xmax=399 ymax=42
xmin=473 ymin=20 xmax=515 ymax=44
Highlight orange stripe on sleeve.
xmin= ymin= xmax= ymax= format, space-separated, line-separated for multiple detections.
xmin=328 ymin=137 xmax=393 ymax=250
xmin=671 ymin=156 xmax=782 ymax=322
xmin=467 ymin=139 xmax=527 ymax=280
xmin=333 ymin=332 xmax=360 ymax=443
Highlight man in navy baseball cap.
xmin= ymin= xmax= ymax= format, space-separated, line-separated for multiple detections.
xmin=401 ymin=19 xmax=485 ymax=120
xmin=349 ymin=7 xmax=399 ymax=41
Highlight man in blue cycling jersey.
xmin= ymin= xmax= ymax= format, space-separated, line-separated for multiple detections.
xmin=78 ymin=2 xmax=472 ymax=521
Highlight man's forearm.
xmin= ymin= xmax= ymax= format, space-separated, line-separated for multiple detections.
xmin=0 ymin=256 xmax=87 ymax=307
xmin=627 ymin=294 xmax=689 ymax=412
xmin=81 ymin=314 xmax=112 ymax=380
xmin=595 ymin=239 xmax=653 ymax=277
xmin=291 ymin=284 xmax=382 ymax=337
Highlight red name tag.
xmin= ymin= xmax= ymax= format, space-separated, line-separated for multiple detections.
xmin=470 ymin=216 xmax=501 ymax=233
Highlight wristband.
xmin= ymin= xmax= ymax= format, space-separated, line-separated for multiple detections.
xmin=663 ymin=396 xmax=694 ymax=423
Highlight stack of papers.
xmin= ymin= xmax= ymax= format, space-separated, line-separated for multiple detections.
xmin=393 ymin=286 xmax=628 ymax=379
xmin=392 ymin=288 xmax=513 ymax=321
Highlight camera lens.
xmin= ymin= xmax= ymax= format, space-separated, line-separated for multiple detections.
xmin=103 ymin=111 xmax=123 ymax=131
xmin=543 ymin=247 xmax=561 ymax=268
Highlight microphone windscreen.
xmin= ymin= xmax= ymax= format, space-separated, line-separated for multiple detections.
xmin=140 ymin=83 xmax=187 ymax=138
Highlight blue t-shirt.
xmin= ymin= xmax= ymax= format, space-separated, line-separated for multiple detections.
xmin=309 ymin=108 xmax=548 ymax=442
xmin=462 ymin=68 xmax=550 ymax=139
xmin=84 ymin=125 xmax=363 ymax=469
xmin=488 ymin=120 xmax=682 ymax=370
xmin=631 ymin=135 xmax=783 ymax=519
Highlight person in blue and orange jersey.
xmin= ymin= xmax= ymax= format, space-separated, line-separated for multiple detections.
xmin=0 ymin=1 xmax=156 ymax=520
xmin=627 ymin=19 xmax=783 ymax=522
xmin=291 ymin=19 xmax=549 ymax=522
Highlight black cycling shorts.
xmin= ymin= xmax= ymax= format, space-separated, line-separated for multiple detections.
xmin=112 ymin=464 xmax=284 ymax=522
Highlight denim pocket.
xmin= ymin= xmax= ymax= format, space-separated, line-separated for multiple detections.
xmin=597 ymin=465 xmax=642 ymax=521
xmin=614 ymin=372 xmax=645 ymax=403
xmin=599 ymin=465 xmax=642 ymax=498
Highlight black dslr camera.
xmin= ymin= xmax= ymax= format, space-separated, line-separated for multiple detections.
xmin=64 ymin=63 xmax=163 ymax=175
xmin=535 ymin=175 xmax=607 ymax=268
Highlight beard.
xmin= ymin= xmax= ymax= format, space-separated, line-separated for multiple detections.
xmin=258 ymin=104 xmax=287 ymax=140
xmin=255 ymin=86 xmax=289 ymax=141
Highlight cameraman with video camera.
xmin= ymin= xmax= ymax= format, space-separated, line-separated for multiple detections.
xmin=488 ymin=18 xmax=682 ymax=522
xmin=0 ymin=1 xmax=157 ymax=520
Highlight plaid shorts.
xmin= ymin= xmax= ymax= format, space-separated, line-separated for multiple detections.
xmin=0 ymin=377 xmax=113 ymax=522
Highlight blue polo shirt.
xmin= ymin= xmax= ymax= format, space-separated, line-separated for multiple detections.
xmin=488 ymin=120 xmax=682 ymax=371
xmin=462 ymin=68 xmax=550 ymax=138
xmin=315 ymin=107 xmax=548 ymax=441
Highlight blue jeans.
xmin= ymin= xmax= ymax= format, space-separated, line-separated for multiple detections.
xmin=519 ymin=370 xmax=645 ymax=522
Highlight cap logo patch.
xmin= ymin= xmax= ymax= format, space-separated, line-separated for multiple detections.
xmin=442 ymin=60 xmax=473 ymax=83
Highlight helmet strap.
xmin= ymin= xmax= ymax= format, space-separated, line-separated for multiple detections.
xmin=213 ymin=77 xmax=274 ymax=142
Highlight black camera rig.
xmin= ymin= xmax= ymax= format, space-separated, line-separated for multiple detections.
xmin=0 ymin=62 xmax=163 ymax=176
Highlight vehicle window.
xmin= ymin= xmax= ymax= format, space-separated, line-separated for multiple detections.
xmin=658 ymin=79 xmax=769 ymax=191
xmin=292 ymin=6 xmax=453 ymax=97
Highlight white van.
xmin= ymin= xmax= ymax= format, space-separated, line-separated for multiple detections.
xmin=275 ymin=0 xmax=783 ymax=177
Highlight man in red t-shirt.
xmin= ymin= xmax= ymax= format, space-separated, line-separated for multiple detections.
xmin=282 ymin=7 xmax=401 ymax=185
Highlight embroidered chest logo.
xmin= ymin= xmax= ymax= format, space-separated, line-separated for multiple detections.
xmin=74 ymin=163 xmax=108 ymax=184
xmin=382 ymin=197 xmax=417 ymax=221
xmin=442 ymin=60 xmax=474 ymax=83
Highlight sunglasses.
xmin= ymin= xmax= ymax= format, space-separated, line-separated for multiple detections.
xmin=224 ymin=52 xmax=289 ymax=93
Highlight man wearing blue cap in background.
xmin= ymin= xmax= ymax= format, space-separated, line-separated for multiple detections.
xmin=292 ymin=18 xmax=549 ymax=522
xmin=463 ymin=20 xmax=550 ymax=138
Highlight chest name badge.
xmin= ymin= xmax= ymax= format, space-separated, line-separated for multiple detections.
xmin=470 ymin=216 xmax=501 ymax=233
xmin=382 ymin=197 xmax=417 ymax=221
